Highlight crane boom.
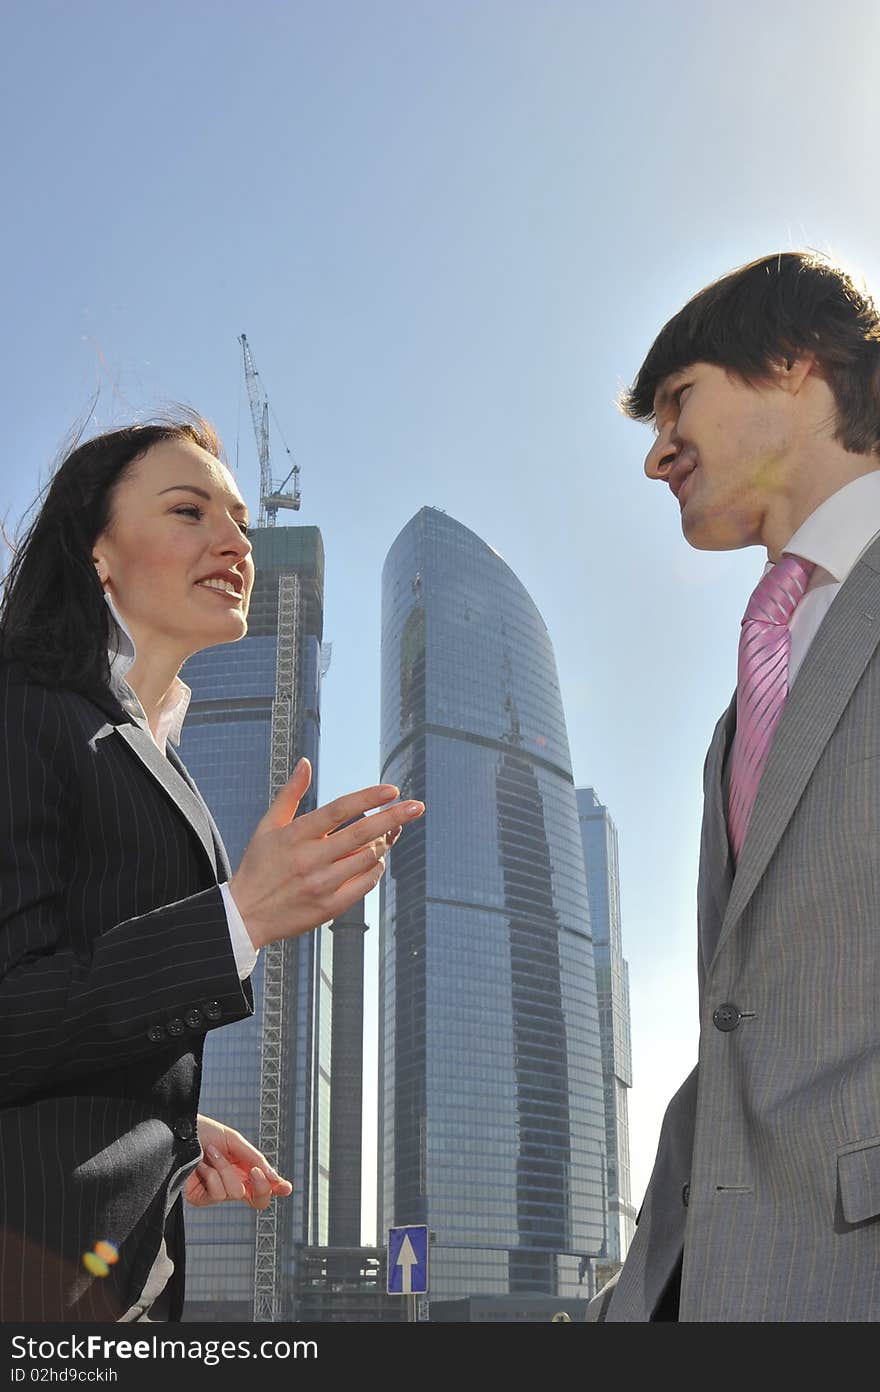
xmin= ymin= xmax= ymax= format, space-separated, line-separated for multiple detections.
xmin=238 ymin=333 xmax=301 ymax=526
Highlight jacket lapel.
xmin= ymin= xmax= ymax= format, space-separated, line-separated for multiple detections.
xmin=710 ymin=539 xmax=880 ymax=968
xmin=167 ymin=746 xmax=232 ymax=880
xmin=698 ymin=697 xmax=736 ymax=978
xmin=113 ymin=722 xmax=219 ymax=878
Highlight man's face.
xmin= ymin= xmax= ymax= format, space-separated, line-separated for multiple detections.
xmin=643 ymin=361 xmax=798 ymax=552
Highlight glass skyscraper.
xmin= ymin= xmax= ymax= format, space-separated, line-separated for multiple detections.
xmin=177 ymin=526 xmax=328 ymax=1321
xmin=576 ymin=787 xmax=636 ymax=1265
xmin=378 ymin=507 xmax=607 ymax=1303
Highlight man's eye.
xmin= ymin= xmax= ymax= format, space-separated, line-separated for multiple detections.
xmin=238 ymin=522 xmax=250 ymax=537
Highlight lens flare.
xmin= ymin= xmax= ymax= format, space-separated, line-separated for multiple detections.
xmin=82 ymin=1239 xmax=119 ymax=1276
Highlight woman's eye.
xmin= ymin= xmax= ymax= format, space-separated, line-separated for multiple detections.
xmin=173 ymin=505 xmax=203 ymax=521
xmin=673 ymin=384 xmax=691 ymax=406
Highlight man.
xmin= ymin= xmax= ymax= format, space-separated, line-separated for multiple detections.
xmin=588 ymin=251 xmax=880 ymax=1322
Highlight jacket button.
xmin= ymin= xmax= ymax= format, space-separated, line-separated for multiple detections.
xmin=184 ymin=1008 xmax=203 ymax=1029
xmin=173 ymin=1118 xmax=195 ymax=1141
xmin=204 ymin=1000 xmax=222 ymax=1021
xmin=712 ymin=1002 xmax=742 ymax=1032
xmin=147 ymin=1024 xmax=166 ymax=1043
xmin=167 ymin=1018 xmax=185 ymax=1037
xmin=682 ymin=1182 xmax=690 ymax=1207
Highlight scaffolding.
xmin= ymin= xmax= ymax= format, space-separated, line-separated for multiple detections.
xmin=253 ymin=573 xmax=301 ymax=1321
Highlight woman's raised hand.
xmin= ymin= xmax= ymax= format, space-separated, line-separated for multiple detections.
xmin=228 ymin=758 xmax=424 ymax=949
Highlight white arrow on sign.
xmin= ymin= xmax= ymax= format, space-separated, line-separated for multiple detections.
xmin=396 ymin=1234 xmax=418 ymax=1294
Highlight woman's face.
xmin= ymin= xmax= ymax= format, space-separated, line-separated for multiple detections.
xmin=92 ymin=438 xmax=255 ymax=667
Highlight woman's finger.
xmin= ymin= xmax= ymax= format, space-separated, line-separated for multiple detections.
xmin=325 ymin=802 xmax=424 ymax=859
xmin=205 ymin=1145 xmax=247 ymax=1200
xmin=193 ymin=1161 xmax=229 ymax=1205
xmin=302 ymin=784 xmax=401 ymax=838
xmin=246 ymin=1167 xmax=273 ymax=1211
xmin=254 ymin=759 xmax=312 ymax=833
xmin=310 ymin=845 xmax=385 ymax=898
xmin=322 ymin=860 xmax=391 ymax=921
xmin=325 ymin=841 xmax=386 ymax=877
xmin=337 ymin=827 xmax=402 ymax=864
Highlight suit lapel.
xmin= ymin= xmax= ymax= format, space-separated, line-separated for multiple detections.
xmin=698 ymin=697 xmax=736 ymax=976
xmin=710 ymin=540 xmax=880 ymax=968
xmin=113 ymin=722 xmax=219 ymax=878
xmin=167 ymin=746 xmax=232 ymax=880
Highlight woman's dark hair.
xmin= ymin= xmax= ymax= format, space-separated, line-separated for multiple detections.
xmin=1 ymin=412 xmax=224 ymax=694
xmin=621 ymin=251 xmax=880 ymax=455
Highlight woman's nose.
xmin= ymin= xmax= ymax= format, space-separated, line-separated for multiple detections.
xmin=213 ymin=518 xmax=253 ymax=558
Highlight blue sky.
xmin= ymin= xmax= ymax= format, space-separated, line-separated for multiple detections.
xmin=4 ymin=0 xmax=880 ymax=1243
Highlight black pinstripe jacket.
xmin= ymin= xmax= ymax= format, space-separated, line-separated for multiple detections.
xmin=0 ymin=659 xmax=254 ymax=1321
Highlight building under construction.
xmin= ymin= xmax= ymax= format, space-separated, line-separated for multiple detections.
xmin=292 ymin=1247 xmax=406 ymax=1323
xmin=176 ymin=338 xmax=375 ymax=1320
xmin=178 ymin=524 xmax=327 ymax=1320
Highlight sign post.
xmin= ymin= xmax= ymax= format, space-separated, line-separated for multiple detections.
xmin=387 ymin=1225 xmax=429 ymax=1320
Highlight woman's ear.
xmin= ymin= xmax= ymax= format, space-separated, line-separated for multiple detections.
xmin=92 ymin=555 xmax=109 ymax=585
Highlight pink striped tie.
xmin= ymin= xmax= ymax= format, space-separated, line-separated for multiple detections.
xmin=727 ymin=553 xmax=815 ymax=861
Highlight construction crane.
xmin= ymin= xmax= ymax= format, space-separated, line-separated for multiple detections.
xmin=238 ymin=333 xmax=302 ymax=527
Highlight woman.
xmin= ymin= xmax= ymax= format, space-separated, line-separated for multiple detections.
xmin=0 ymin=415 xmax=424 ymax=1321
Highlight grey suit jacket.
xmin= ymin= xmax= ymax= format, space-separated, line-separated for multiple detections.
xmin=588 ymin=530 xmax=880 ymax=1321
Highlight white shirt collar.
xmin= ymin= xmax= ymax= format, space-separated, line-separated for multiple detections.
xmin=779 ymin=471 xmax=880 ymax=584
xmin=105 ymin=593 xmax=191 ymax=751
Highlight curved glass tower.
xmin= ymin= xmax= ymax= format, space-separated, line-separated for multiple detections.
xmin=378 ymin=507 xmax=607 ymax=1302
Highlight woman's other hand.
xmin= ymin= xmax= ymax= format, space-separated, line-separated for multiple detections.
xmin=185 ymin=1115 xmax=294 ymax=1210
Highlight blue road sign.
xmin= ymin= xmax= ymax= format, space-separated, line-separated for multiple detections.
xmin=387 ymin=1225 xmax=429 ymax=1295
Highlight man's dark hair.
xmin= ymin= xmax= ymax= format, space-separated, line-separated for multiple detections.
xmin=621 ymin=251 xmax=880 ymax=455
xmin=1 ymin=412 xmax=224 ymax=695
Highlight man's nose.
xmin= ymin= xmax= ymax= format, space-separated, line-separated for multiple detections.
xmin=644 ymin=429 xmax=679 ymax=481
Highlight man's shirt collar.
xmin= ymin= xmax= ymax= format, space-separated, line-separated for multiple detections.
xmin=779 ymin=470 xmax=880 ymax=584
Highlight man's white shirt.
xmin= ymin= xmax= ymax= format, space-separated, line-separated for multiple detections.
xmin=773 ymin=470 xmax=880 ymax=686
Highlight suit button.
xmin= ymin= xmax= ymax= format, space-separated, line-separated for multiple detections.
xmin=173 ymin=1118 xmax=195 ymax=1141
xmin=682 ymin=1183 xmax=690 ymax=1207
xmin=184 ymin=1008 xmax=203 ymax=1029
xmin=147 ymin=1024 xmax=166 ymax=1043
xmin=204 ymin=1000 xmax=222 ymax=1021
xmin=167 ymin=1018 xmax=185 ymax=1037
xmin=712 ymin=1002 xmax=742 ymax=1032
